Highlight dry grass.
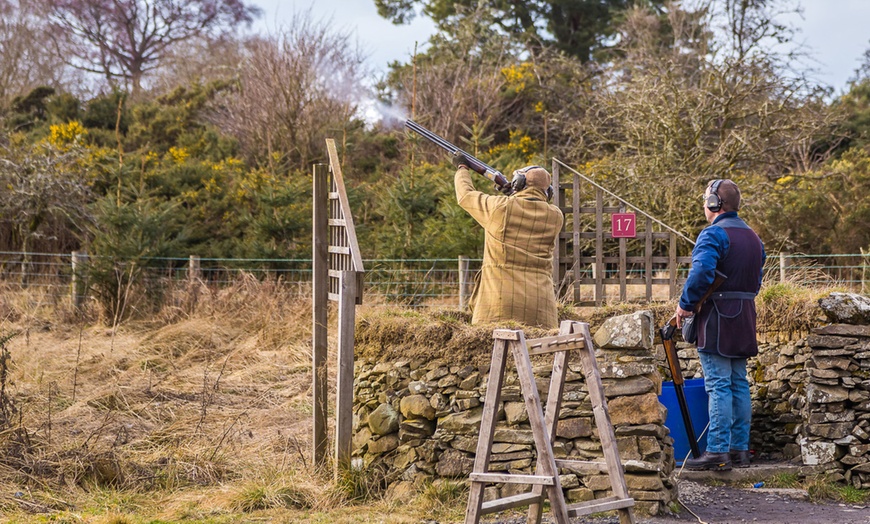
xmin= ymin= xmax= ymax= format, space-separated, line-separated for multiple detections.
xmin=0 ymin=275 xmax=349 ymax=522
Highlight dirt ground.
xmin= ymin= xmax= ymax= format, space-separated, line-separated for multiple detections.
xmin=487 ymin=479 xmax=870 ymax=524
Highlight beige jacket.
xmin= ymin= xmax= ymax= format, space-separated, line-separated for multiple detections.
xmin=455 ymin=168 xmax=564 ymax=328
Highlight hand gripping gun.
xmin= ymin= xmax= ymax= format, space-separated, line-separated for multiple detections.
xmin=660 ymin=269 xmax=727 ymax=459
xmin=405 ymin=119 xmax=513 ymax=195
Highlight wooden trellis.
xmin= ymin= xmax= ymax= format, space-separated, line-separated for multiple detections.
xmin=312 ymin=138 xmax=364 ymax=470
xmin=551 ymin=159 xmax=695 ymax=306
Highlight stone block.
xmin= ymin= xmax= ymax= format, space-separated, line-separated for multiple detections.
xmin=609 ymin=393 xmax=666 ymax=426
xmin=593 ymin=310 xmax=654 ymax=350
xmin=800 ymin=438 xmax=838 ymax=465
xmin=369 ymin=403 xmax=400 ymax=435
xmin=437 ymin=407 xmax=482 ymax=435
xmin=556 ymin=417 xmax=593 ymax=439
xmin=818 ymin=292 xmax=870 ymax=325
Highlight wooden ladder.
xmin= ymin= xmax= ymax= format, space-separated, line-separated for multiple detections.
xmin=465 ymin=320 xmax=637 ymax=524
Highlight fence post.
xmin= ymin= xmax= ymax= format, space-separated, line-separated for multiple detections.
xmin=188 ymin=255 xmax=201 ymax=284
xmin=861 ymin=248 xmax=868 ymax=294
xmin=71 ymin=251 xmax=87 ymax=310
xmin=335 ymin=270 xmax=358 ymax=473
xmin=312 ymin=163 xmax=329 ymax=469
xmin=459 ymin=256 xmax=471 ymax=309
xmin=780 ymin=252 xmax=789 ymax=283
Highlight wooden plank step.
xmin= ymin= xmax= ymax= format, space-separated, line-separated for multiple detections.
xmin=554 ymin=459 xmax=608 ymax=474
xmin=328 ymin=246 xmax=351 ymax=255
xmin=480 ymin=492 xmax=542 ymax=515
xmin=328 ymin=218 xmax=347 ymax=226
xmin=469 ymin=473 xmax=554 ymax=485
xmin=493 ymin=329 xmax=521 ymax=340
xmin=566 ymin=496 xmax=635 ymax=517
xmin=525 ymin=333 xmax=586 ymax=355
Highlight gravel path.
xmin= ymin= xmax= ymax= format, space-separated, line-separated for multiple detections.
xmin=484 ymin=479 xmax=870 ymax=524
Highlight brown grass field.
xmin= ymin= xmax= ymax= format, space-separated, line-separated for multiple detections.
xmin=0 ymin=276 xmax=477 ymax=523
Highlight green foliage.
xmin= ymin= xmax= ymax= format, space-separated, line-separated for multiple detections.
xmin=83 ymin=91 xmax=129 ymax=133
xmin=366 ymin=163 xmax=484 ymax=260
xmin=834 ymin=78 xmax=870 ymax=152
xmin=85 ymin=193 xmax=183 ymax=319
xmin=375 ymin=0 xmax=665 ymax=62
xmin=6 ymin=86 xmax=56 ymax=131
xmin=762 ymin=147 xmax=870 ymax=253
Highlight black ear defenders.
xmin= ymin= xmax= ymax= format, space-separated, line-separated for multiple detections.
xmin=706 ymin=179 xmax=724 ymax=212
xmin=510 ymin=165 xmax=554 ymax=202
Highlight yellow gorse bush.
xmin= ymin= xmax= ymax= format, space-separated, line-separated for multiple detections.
xmin=168 ymin=146 xmax=189 ymax=164
xmin=501 ymin=62 xmax=535 ymax=93
xmin=488 ymin=130 xmax=539 ymax=163
xmin=48 ymin=121 xmax=87 ymax=149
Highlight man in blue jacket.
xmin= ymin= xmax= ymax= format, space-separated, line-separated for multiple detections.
xmin=676 ymin=179 xmax=766 ymax=471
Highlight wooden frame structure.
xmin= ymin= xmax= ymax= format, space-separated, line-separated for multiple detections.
xmin=465 ymin=320 xmax=636 ymax=524
xmin=551 ymin=158 xmax=695 ymax=306
xmin=312 ymin=139 xmax=364 ymax=470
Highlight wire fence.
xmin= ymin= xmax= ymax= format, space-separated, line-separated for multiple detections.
xmin=0 ymin=251 xmax=867 ymax=312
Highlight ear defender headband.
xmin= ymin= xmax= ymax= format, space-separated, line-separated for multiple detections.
xmin=706 ymin=179 xmax=724 ymax=212
xmin=511 ymin=165 xmax=554 ymax=202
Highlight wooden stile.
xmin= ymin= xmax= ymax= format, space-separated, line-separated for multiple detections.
xmin=311 ymin=139 xmax=365 ymax=472
xmin=465 ymin=321 xmax=636 ymax=524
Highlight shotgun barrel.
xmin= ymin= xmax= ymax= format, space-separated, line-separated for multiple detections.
xmin=405 ymin=119 xmax=512 ymax=193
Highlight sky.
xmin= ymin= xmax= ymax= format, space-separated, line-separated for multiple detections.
xmin=250 ymin=0 xmax=870 ymax=94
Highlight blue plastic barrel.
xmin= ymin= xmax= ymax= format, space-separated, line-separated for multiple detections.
xmin=659 ymin=378 xmax=709 ymax=465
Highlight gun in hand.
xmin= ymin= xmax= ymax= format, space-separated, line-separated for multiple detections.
xmin=660 ymin=269 xmax=727 ymax=459
xmin=405 ymin=119 xmax=512 ymax=195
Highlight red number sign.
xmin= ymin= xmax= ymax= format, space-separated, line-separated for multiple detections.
xmin=612 ymin=213 xmax=636 ymax=238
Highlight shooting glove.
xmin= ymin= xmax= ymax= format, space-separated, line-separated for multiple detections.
xmin=452 ymin=151 xmax=470 ymax=169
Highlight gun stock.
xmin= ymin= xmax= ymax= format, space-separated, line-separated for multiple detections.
xmin=405 ymin=119 xmax=512 ymax=193
xmin=693 ymin=269 xmax=728 ymax=314
xmin=661 ymin=316 xmax=683 ymax=386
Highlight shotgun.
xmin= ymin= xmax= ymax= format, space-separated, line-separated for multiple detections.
xmin=404 ymin=119 xmax=513 ymax=195
xmin=660 ymin=269 xmax=727 ymax=459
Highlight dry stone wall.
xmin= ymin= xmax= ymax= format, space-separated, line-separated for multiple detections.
xmin=352 ymin=311 xmax=678 ymax=515
xmin=352 ymin=292 xmax=870 ymax=511
xmin=798 ymin=293 xmax=870 ymax=486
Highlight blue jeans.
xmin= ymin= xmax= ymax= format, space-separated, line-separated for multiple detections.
xmin=698 ymin=351 xmax=751 ymax=454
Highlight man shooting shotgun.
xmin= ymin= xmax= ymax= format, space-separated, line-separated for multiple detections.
xmin=405 ymin=119 xmax=563 ymax=328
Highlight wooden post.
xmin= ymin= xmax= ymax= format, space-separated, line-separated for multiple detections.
xmin=862 ymin=248 xmax=869 ymax=295
xmin=644 ymin=218 xmax=653 ymax=302
xmin=551 ymin=160 xmax=563 ymax=297
xmin=594 ymin=188 xmax=604 ymax=306
xmin=335 ymin=270 xmax=358 ymax=471
xmin=618 ymin=204 xmax=627 ymax=302
xmin=573 ymin=173 xmax=581 ymax=304
xmin=188 ymin=255 xmax=201 ymax=284
xmin=71 ymin=251 xmax=87 ymax=310
xmin=312 ymin=163 xmax=329 ymax=468
xmin=459 ymin=256 xmax=471 ymax=310
xmin=780 ymin=252 xmax=789 ymax=283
